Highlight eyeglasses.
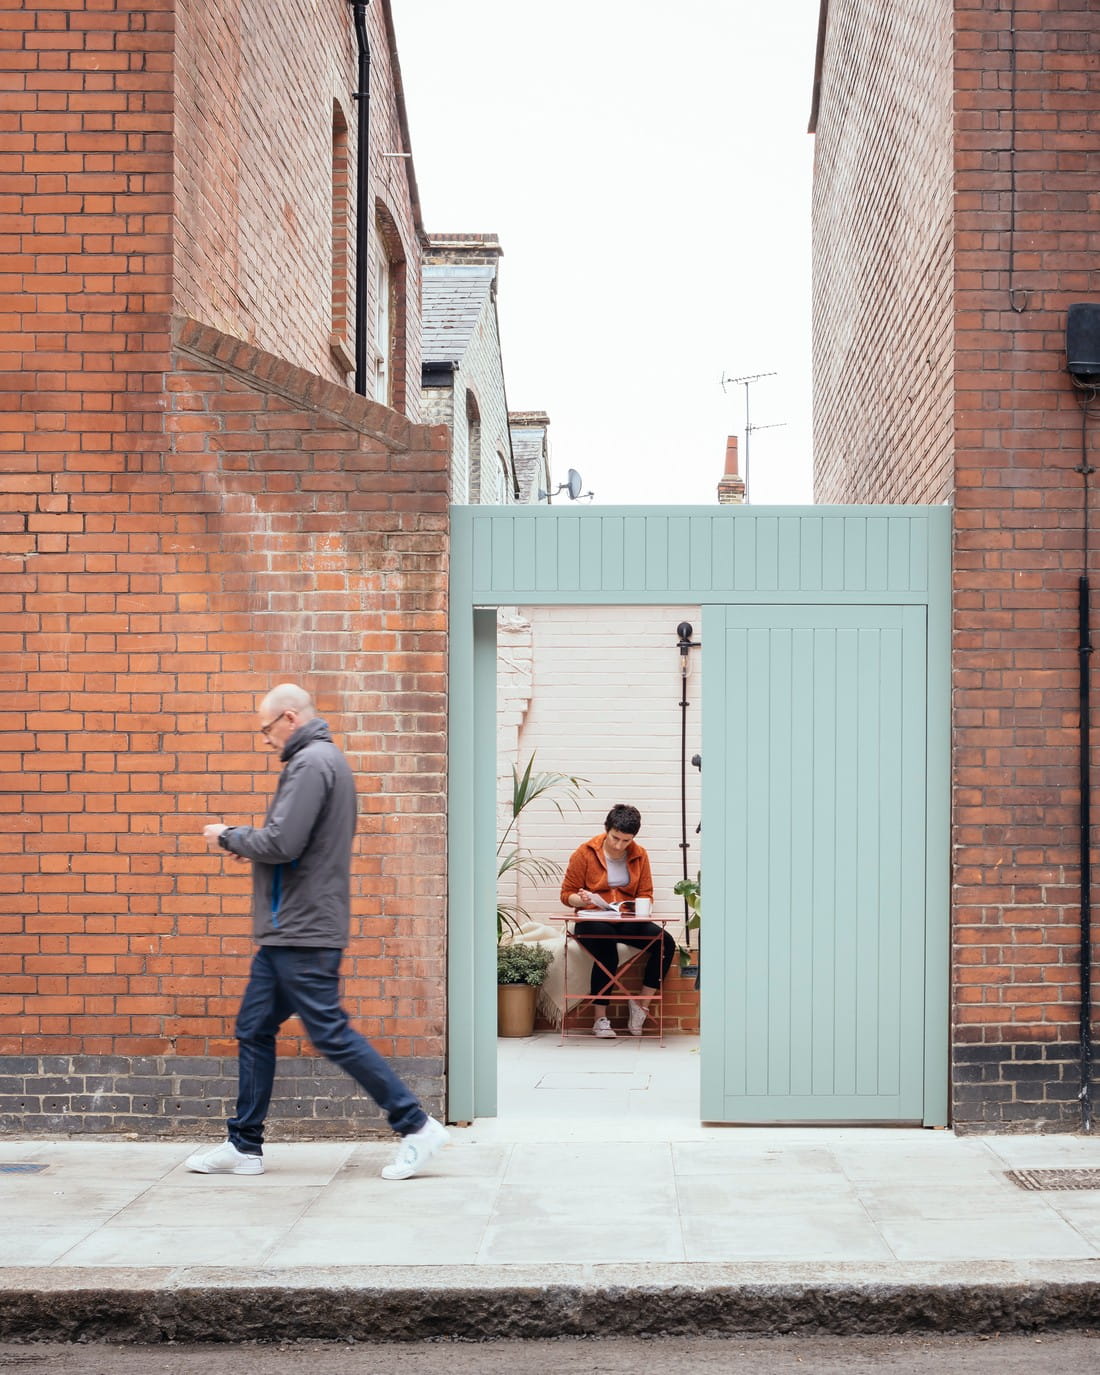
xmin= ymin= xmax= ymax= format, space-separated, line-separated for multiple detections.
xmin=259 ymin=710 xmax=288 ymax=737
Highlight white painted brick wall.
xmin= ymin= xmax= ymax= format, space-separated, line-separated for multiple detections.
xmin=497 ymin=605 xmax=703 ymax=943
xmin=456 ymin=293 xmax=511 ymax=504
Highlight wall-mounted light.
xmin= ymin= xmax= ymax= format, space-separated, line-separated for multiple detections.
xmin=1066 ymin=303 xmax=1100 ymax=386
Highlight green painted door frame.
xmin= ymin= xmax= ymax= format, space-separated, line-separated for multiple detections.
xmin=447 ymin=505 xmax=951 ymax=1126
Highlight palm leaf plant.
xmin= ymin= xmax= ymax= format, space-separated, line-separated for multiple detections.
xmin=497 ymin=754 xmax=588 ymax=941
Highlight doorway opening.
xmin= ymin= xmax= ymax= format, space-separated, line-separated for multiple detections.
xmin=494 ymin=603 xmax=703 ymax=1125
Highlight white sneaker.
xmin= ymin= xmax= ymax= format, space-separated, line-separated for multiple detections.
xmin=593 ymin=1016 xmax=617 ymax=1038
xmin=381 ymin=1116 xmax=450 ymax=1180
xmin=185 ymin=1141 xmax=264 ymax=1175
xmin=628 ymin=1001 xmax=648 ymax=1036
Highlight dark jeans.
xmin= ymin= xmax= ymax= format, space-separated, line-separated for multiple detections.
xmin=227 ymin=945 xmax=426 ymax=1154
xmin=573 ymin=920 xmax=676 ymax=1006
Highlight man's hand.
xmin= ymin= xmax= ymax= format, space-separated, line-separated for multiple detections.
xmin=204 ymin=823 xmax=246 ymax=862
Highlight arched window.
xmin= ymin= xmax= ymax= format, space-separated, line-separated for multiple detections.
xmin=499 ymin=452 xmax=512 ymax=504
xmin=374 ymin=248 xmax=391 ymax=405
xmin=329 ymin=101 xmax=353 ymax=375
xmin=467 ymin=391 xmax=482 ymax=502
xmin=373 ymin=201 xmax=408 ymax=413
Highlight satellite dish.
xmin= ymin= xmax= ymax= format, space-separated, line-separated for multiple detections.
xmin=538 ymin=469 xmax=586 ymax=502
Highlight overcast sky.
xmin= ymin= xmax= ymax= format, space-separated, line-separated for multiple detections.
xmin=390 ymin=1 xmax=820 ymax=506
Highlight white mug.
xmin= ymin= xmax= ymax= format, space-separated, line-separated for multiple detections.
xmin=634 ymin=897 xmax=653 ymax=917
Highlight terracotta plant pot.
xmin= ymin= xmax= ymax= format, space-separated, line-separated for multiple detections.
xmin=497 ymin=982 xmax=538 ymax=1037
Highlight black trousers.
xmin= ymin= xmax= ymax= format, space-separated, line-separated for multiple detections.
xmin=572 ymin=920 xmax=676 ymax=1003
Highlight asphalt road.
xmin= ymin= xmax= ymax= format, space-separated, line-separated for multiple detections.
xmin=0 ymin=1333 xmax=1096 ymax=1374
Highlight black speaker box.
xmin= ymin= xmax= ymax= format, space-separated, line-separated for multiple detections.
xmin=1067 ymin=303 xmax=1100 ymax=381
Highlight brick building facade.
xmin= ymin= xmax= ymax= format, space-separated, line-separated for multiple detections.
xmin=812 ymin=0 xmax=1099 ymax=1129
xmin=421 ymin=234 xmax=516 ymax=505
xmin=1 ymin=0 xmax=450 ymax=1135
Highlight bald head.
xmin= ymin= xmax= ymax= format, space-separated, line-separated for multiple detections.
xmin=260 ymin=683 xmax=316 ymax=720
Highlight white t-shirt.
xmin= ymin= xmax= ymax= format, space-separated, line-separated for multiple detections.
xmin=604 ymin=852 xmax=629 ymax=889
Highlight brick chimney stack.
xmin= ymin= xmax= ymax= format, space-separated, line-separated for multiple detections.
xmin=717 ymin=435 xmax=745 ymax=504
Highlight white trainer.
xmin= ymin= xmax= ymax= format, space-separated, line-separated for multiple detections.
xmin=381 ymin=1116 xmax=450 ymax=1180
xmin=593 ymin=1016 xmax=617 ymax=1038
xmin=628 ymin=1000 xmax=648 ymax=1036
xmin=185 ymin=1141 xmax=264 ymax=1175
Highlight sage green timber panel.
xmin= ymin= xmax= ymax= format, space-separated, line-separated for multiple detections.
xmin=459 ymin=507 xmax=933 ymax=605
xmin=446 ymin=606 xmax=499 ymax=1123
xmin=447 ymin=505 xmax=950 ymax=1126
xmin=701 ymin=604 xmax=929 ymax=1123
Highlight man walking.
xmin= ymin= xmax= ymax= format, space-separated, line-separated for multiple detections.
xmin=187 ymin=683 xmax=448 ymax=1180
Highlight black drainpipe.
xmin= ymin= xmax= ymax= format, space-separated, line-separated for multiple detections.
xmin=349 ymin=2 xmax=371 ymax=397
xmin=676 ymin=622 xmax=700 ymax=934
xmin=1076 ymin=392 xmax=1096 ymax=1133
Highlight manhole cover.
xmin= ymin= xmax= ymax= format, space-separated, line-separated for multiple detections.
xmin=0 ymin=1163 xmax=48 ymax=1175
xmin=1005 ymin=1167 xmax=1100 ymax=1191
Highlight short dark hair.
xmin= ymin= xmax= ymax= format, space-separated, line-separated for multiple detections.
xmin=604 ymin=804 xmax=641 ymax=836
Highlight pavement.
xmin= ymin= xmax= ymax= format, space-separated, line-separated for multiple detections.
xmin=1 ymin=1035 xmax=1099 ymax=1343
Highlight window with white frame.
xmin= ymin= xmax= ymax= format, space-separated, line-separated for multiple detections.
xmin=374 ymin=241 xmax=392 ymax=405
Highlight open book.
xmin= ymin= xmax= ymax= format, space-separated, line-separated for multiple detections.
xmin=580 ymin=895 xmax=635 ymax=915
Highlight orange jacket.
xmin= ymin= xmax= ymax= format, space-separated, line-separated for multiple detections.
xmin=560 ymin=834 xmax=653 ymax=909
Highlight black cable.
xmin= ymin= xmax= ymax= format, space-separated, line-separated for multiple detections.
xmin=680 ymin=663 xmax=688 ymax=882
xmin=675 ymin=622 xmax=699 ymax=943
xmin=1007 ymin=0 xmax=1029 ymax=313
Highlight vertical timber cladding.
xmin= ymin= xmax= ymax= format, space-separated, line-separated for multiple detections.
xmin=448 ymin=506 xmax=950 ymax=1125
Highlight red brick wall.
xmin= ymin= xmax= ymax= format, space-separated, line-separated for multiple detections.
xmin=1 ymin=0 xmax=176 ymax=1094
xmin=1 ymin=2 xmax=448 ymax=1134
xmin=0 ymin=0 xmax=175 ymax=486
xmin=550 ymin=961 xmax=700 ymax=1037
xmin=162 ymin=319 xmax=449 ymax=1058
xmin=811 ymin=0 xmax=955 ymax=504
xmin=950 ymin=0 xmax=1099 ymax=1129
xmin=173 ymin=0 xmax=423 ymax=409
xmin=2 ymin=315 xmax=450 ymax=1133
xmin=814 ymin=0 xmax=1100 ymax=1129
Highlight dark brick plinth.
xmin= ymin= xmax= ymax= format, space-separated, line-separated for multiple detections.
xmin=0 ymin=1055 xmax=444 ymax=1139
xmin=952 ymin=1042 xmax=1096 ymax=1134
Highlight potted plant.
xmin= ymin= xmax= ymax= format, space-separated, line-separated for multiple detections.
xmin=497 ymin=941 xmax=553 ymax=1038
xmin=673 ymin=874 xmax=700 ymax=986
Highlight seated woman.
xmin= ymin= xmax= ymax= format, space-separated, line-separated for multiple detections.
xmin=560 ymin=803 xmax=675 ymax=1038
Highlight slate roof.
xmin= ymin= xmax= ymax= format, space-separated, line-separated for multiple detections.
xmin=421 ymin=264 xmax=496 ymax=366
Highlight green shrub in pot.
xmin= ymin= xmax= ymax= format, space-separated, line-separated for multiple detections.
xmin=497 ymin=942 xmax=553 ymax=987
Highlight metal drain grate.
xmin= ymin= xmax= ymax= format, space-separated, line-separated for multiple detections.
xmin=1006 ymin=1167 xmax=1100 ymax=1191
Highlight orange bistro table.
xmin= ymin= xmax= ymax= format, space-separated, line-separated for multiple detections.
xmin=551 ymin=912 xmax=676 ymax=1045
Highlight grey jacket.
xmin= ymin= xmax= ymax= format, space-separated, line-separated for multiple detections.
xmin=221 ymin=718 xmax=357 ymax=947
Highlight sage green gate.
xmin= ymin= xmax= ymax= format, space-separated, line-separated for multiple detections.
xmin=448 ymin=505 xmax=950 ymax=1126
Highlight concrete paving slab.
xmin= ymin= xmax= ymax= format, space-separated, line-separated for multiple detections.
xmin=476 ymin=1214 xmax=686 ymax=1265
xmin=58 ymin=1224 xmax=294 ymax=1268
xmin=675 ymin=1174 xmax=862 ymax=1212
xmin=0 ymin=1035 xmax=1097 ymax=1341
xmin=2 ymin=1181 xmax=155 ymax=1223
xmin=0 ymin=1226 xmax=105 ymax=1266
xmin=107 ymin=1184 xmax=322 ymax=1227
xmin=266 ymin=1219 xmax=488 ymax=1268
xmin=680 ymin=1208 xmax=895 ymax=1263
xmin=874 ymin=1214 xmax=1098 ymax=1263
xmin=302 ymin=1175 xmax=501 ymax=1221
